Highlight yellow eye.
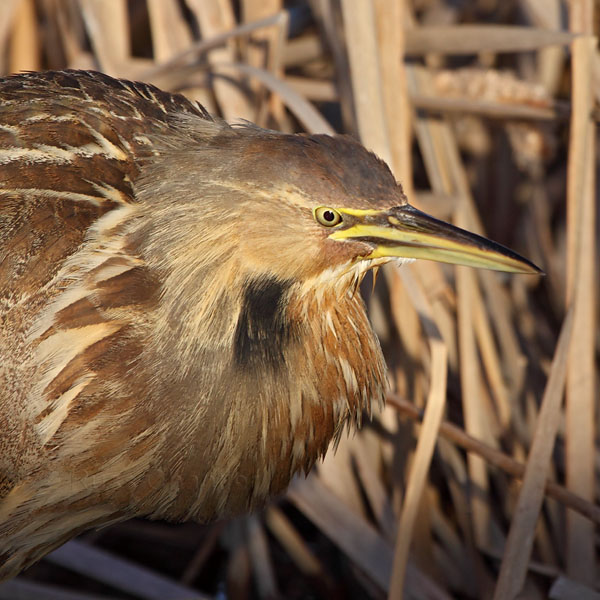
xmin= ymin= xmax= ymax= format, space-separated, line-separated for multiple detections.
xmin=314 ymin=207 xmax=342 ymax=227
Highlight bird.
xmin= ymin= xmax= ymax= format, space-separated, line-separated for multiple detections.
xmin=0 ymin=69 xmax=541 ymax=580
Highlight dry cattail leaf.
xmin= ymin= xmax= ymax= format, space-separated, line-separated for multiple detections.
xmin=432 ymin=68 xmax=556 ymax=170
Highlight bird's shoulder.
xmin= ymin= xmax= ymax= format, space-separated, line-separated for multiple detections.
xmin=0 ymin=70 xmax=208 ymax=313
xmin=0 ymin=69 xmax=210 ymax=206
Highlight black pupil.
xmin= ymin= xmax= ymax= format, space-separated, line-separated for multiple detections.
xmin=323 ymin=210 xmax=335 ymax=222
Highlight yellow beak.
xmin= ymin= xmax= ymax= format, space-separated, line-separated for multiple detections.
xmin=330 ymin=204 xmax=542 ymax=274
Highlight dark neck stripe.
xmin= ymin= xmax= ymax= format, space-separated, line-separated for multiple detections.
xmin=234 ymin=276 xmax=295 ymax=370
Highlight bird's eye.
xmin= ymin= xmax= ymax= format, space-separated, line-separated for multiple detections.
xmin=314 ymin=206 xmax=342 ymax=227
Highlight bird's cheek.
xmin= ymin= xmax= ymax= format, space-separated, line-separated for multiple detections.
xmin=308 ymin=238 xmax=372 ymax=275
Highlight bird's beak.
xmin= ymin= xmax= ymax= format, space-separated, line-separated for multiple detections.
xmin=330 ymin=204 xmax=542 ymax=274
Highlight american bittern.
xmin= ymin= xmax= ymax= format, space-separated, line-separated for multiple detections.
xmin=0 ymin=70 xmax=540 ymax=580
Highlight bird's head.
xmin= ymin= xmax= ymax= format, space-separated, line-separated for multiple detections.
xmin=140 ymin=118 xmax=540 ymax=296
xmin=133 ymin=117 xmax=541 ymax=335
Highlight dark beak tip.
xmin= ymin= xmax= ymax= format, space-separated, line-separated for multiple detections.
xmin=523 ymin=259 xmax=545 ymax=276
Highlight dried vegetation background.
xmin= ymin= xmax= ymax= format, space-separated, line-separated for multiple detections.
xmin=0 ymin=0 xmax=598 ymax=599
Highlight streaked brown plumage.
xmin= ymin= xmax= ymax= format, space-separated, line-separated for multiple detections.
xmin=0 ymin=70 xmax=539 ymax=580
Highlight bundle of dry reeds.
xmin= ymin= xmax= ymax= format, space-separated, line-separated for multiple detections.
xmin=0 ymin=1 xmax=597 ymax=599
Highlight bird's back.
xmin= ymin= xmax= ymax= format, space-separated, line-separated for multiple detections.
xmin=0 ymin=71 xmax=212 ymax=578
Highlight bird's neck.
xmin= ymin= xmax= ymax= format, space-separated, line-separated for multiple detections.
xmin=149 ymin=276 xmax=386 ymax=522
